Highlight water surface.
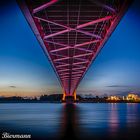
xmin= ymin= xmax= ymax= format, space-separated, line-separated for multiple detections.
xmin=0 ymin=103 xmax=140 ymax=140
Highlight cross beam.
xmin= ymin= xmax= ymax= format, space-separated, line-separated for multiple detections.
xmin=53 ymin=53 xmax=92 ymax=62
xmin=93 ymin=0 xmax=116 ymax=13
xmin=34 ymin=16 xmax=103 ymax=39
xmin=76 ymin=16 xmax=112 ymax=29
xmin=49 ymin=39 xmax=100 ymax=53
xmin=33 ymin=0 xmax=58 ymax=14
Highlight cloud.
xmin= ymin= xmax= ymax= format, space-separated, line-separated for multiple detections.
xmin=9 ymin=86 xmax=16 ymax=88
xmin=106 ymin=85 xmax=129 ymax=88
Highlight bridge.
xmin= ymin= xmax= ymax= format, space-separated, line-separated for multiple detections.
xmin=18 ymin=0 xmax=132 ymax=101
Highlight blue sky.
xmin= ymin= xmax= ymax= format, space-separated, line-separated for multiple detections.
xmin=78 ymin=0 xmax=140 ymax=96
xmin=0 ymin=0 xmax=140 ymax=97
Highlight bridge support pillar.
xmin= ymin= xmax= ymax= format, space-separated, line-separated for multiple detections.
xmin=62 ymin=90 xmax=77 ymax=102
xmin=62 ymin=91 xmax=66 ymax=101
xmin=73 ymin=90 xmax=77 ymax=101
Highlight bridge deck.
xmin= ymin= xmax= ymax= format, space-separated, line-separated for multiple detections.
xmin=18 ymin=0 xmax=132 ymax=98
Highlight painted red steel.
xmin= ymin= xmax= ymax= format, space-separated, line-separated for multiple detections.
xmin=18 ymin=0 xmax=132 ymax=96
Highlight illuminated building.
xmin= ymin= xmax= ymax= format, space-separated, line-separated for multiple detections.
xmin=107 ymin=96 xmax=120 ymax=101
xmin=126 ymin=93 xmax=139 ymax=101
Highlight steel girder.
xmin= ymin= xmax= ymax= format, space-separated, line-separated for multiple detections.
xmin=18 ymin=0 xmax=132 ymax=96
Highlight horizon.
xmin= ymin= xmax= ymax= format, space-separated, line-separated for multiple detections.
xmin=0 ymin=91 xmax=140 ymax=98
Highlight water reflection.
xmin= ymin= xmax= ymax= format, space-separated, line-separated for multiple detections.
xmin=127 ymin=103 xmax=138 ymax=126
xmin=75 ymin=103 xmax=140 ymax=140
xmin=126 ymin=103 xmax=140 ymax=139
xmin=106 ymin=103 xmax=140 ymax=139
xmin=108 ymin=103 xmax=119 ymax=137
xmin=0 ymin=103 xmax=140 ymax=140
xmin=60 ymin=103 xmax=80 ymax=140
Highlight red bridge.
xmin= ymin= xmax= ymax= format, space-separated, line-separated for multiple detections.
xmin=18 ymin=0 xmax=132 ymax=101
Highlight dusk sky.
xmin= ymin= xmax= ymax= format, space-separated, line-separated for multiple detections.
xmin=0 ymin=0 xmax=140 ymax=97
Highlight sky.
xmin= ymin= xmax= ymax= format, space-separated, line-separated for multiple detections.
xmin=0 ymin=0 xmax=140 ymax=97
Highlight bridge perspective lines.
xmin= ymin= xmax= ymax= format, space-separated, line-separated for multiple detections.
xmin=18 ymin=0 xmax=132 ymax=101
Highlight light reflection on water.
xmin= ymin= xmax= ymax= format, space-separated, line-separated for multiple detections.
xmin=109 ymin=104 xmax=119 ymax=129
xmin=0 ymin=103 xmax=140 ymax=140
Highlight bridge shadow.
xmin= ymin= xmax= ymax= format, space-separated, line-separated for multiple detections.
xmin=59 ymin=103 xmax=80 ymax=140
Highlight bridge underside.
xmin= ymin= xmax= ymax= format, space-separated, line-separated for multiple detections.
xmin=18 ymin=0 xmax=132 ymax=101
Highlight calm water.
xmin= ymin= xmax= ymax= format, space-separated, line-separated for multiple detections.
xmin=0 ymin=103 xmax=140 ymax=140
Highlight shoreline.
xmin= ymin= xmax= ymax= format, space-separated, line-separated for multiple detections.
xmin=0 ymin=101 xmax=140 ymax=103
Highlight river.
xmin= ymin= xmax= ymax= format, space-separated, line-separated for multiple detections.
xmin=0 ymin=103 xmax=140 ymax=140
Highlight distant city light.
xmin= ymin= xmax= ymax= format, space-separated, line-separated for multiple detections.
xmin=107 ymin=93 xmax=140 ymax=102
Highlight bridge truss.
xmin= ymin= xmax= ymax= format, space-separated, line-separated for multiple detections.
xmin=18 ymin=0 xmax=132 ymax=101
